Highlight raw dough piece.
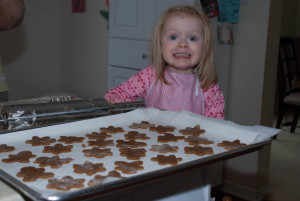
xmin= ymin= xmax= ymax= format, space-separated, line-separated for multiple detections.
xmin=34 ymin=156 xmax=73 ymax=168
xmin=43 ymin=144 xmax=73 ymax=155
xmin=149 ymin=125 xmax=176 ymax=134
xmin=179 ymin=125 xmax=205 ymax=136
xmin=2 ymin=151 xmax=36 ymax=163
xmin=151 ymin=155 xmax=182 ymax=165
xmin=25 ymin=136 xmax=56 ymax=146
xmin=150 ymin=144 xmax=178 ymax=153
xmin=114 ymin=161 xmax=144 ymax=174
xmin=17 ymin=166 xmax=54 ymax=182
xmin=58 ymin=136 xmax=85 ymax=144
xmin=157 ymin=133 xmax=185 ymax=143
xmin=47 ymin=176 xmax=85 ymax=191
xmin=124 ymin=131 xmax=150 ymax=140
xmin=82 ymin=147 xmax=113 ymax=158
xmin=100 ymin=126 xmax=125 ymax=134
xmin=73 ymin=161 xmax=106 ymax=176
xmin=119 ymin=148 xmax=146 ymax=160
xmin=87 ymin=139 xmax=114 ymax=148
xmin=129 ymin=121 xmax=155 ymax=129
xmin=184 ymin=136 xmax=214 ymax=145
xmin=116 ymin=140 xmax=147 ymax=148
xmin=0 ymin=144 xmax=15 ymax=153
xmin=184 ymin=146 xmax=214 ymax=156
xmin=217 ymin=139 xmax=247 ymax=150
xmin=88 ymin=171 xmax=123 ymax=187
xmin=85 ymin=132 xmax=112 ymax=140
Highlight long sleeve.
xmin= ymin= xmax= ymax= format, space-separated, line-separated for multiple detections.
xmin=203 ymin=84 xmax=225 ymax=119
xmin=104 ymin=66 xmax=156 ymax=103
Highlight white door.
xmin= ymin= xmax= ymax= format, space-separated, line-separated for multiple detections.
xmin=109 ymin=0 xmax=148 ymax=40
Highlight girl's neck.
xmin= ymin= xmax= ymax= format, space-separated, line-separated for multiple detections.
xmin=166 ymin=66 xmax=194 ymax=75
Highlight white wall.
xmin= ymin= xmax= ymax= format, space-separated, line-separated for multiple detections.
xmin=59 ymin=0 xmax=108 ymax=99
xmin=0 ymin=0 xmax=61 ymax=100
xmin=226 ymin=0 xmax=278 ymax=126
xmin=0 ymin=0 xmax=108 ymax=100
xmin=222 ymin=1 xmax=283 ymax=199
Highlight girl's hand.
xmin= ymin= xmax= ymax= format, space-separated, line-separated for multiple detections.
xmin=108 ymin=99 xmax=116 ymax=105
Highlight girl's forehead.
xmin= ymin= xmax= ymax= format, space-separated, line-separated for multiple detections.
xmin=162 ymin=13 xmax=203 ymax=31
xmin=166 ymin=12 xmax=200 ymax=21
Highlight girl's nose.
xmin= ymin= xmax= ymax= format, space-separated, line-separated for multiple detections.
xmin=177 ymin=39 xmax=188 ymax=48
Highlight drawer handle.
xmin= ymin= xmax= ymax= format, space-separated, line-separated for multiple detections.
xmin=142 ymin=53 xmax=148 ymax=59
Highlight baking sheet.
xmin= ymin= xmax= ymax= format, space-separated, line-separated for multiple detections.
xmin=0 ymin=108 xmax=280 ymax=200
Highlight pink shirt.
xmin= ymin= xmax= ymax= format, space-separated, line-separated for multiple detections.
xmin=104 ymin=66 xmax=225 ymax=119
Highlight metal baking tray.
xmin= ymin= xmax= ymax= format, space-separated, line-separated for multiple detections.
xmin=0 ymin=108 xmax=277 ymax=201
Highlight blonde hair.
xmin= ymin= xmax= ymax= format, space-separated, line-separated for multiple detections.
xmin=151 ymin=5 xmax=217 ymax=90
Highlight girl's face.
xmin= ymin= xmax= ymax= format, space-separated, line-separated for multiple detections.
xmin=161 ymin=14 xmax=204 ymax=74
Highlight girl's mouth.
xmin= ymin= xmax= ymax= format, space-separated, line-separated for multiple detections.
xmin=173 ymin=53 xmax=191 ymax=58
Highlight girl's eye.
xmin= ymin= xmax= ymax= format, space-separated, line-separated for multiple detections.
xmin=169 ymin=35 xmax=178 ymax=40
xmin=190 ymin=36 xmax=197 ymax=41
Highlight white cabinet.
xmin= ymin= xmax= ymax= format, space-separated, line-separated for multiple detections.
xmin=108 ymin=0 xmax=197 ymax=90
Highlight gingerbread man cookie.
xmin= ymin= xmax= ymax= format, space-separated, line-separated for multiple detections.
xmin=184 ymin=136 xmax=214 ymax=145
xmin=88 ymin=139 xmax=114 ymax=148
xmin=157 ymin=133 xmax=185 ymax=143
xmin=100 ymin=126 xmax=125 ymax=134
xmin=151 ymin=155 xmax=182 ymax=165
xmin=73 ymin=161 xmax=106 ymax=176
xmin=58 ymin=136 xmax=85 ymax=144
xmin=129 ymin=121 xmax=155 ymax=129
xmin=116 ymin=140 xmax=147 ymax=148
xmin=184 ymin=146 xmax=214 ymax=156
xmin=47 ymin=176 xmax=85 ymax=191
xmin=82 ymin=147 xmax=113 ymax=158
xmin=88 ymin=171 xmax=123 ymax=187
xmin=179 ymin=125 xmax=205 ymax=136
xmin=25 ymin=136 xmax=56 ymax=146
xmin=0 ymin=144 xmax=15 ymax=153
xmin=149 ymin=125 xmax=176 ymax=134
xmin=17 ymin=166 xmax=54 ymax=182
xmin=85 ymin=132 xmax=112 ymax=140
xmin=124 ymin=131 xmax=150 ymax=141
xmin=217 ymin=139 xmax=247 ymax=150
xmin=150 ymin=144 xmax=179 ymax=153
xmin=43 ymin=144 xmax=73 ymax=155
xmin=2 ymin=151 xmax=36 ymax=163
xmin=34 ymin=156 xmax=73 ymax=168
xmin=119 ymin=148 xmax=146 ymax=160
xmin=114 ymin=161 xmax=144 ymax=174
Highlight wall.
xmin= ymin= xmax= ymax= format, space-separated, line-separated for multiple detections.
xmin=0 ymin=0 xmax=108 ymax=100
xmin=0 ymin=0 xmax=61 ymax=100
xmin=59 ymin=0 xmax=108 ymax=99
xmin=222 ymin=0 xmax=283 ymax=199
xmin=226 ymin=0 xmax=278 ymax=127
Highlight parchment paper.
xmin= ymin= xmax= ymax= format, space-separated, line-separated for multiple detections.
xmin=0 ymin=108 xmax=280 ymax=200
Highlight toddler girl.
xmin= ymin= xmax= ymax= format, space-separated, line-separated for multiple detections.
xmin=105 ymin=5 xmax=225 ymax=119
